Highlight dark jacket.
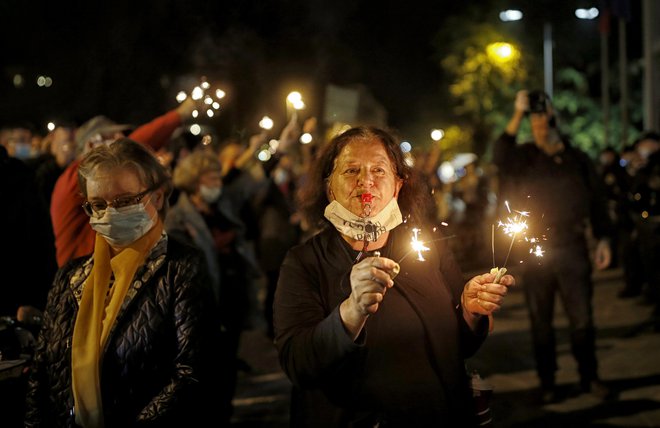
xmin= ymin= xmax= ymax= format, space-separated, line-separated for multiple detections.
xmin=493 ymin=132 xmax=612 ymax=247
xmin=24 ymin=234 xmax=224 ymax=427
xmin=274 ymin=225 xmax=488 ymax=427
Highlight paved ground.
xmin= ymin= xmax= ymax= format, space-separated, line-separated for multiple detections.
xmin=231 ymin=267 xmax=660 ymax=427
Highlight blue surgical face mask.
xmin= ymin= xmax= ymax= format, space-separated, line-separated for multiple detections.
xmin=12 ymin=142 xmax=33 ymax=159
xmin=89 ymin=202 xmax=156 ymax=247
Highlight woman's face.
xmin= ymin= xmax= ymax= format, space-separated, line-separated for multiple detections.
xmin=327 ymin=138 xmax=402 ymax=217
xmin=197 ymin=170 xmax=223 ymax=191
xmin=85 ymin=166 xmax=163 ymax=219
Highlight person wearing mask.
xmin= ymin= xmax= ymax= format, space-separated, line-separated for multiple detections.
xmin=165 ymin=149 xmax=252 ymax=424
xmin=493 ymin=90 xmax=613 ymax=404
xmin=274 ymin=126 xmax=515 ymax=427
xmin=50 ymin=98 xmax=197 ymax=267
xmin=25 ymin=138 xmax=222 ymax=427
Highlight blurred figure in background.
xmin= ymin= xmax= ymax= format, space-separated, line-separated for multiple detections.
xmin=493 ymin=90 xmax=613 ymax=404
xmin=255 ymin=153 xmax=302 ymax=339
xmin=32 ymin=124 xmax=77 ymax=209
xmin=50 ymin=98 xmax=198 ymax=267
xmin=0 ymin=141 xmax=54 ymax=325
xmin=166 ymin=149 xmax=251 ymax=423
xmin=627 ymin=131 xmax=660 ymax=329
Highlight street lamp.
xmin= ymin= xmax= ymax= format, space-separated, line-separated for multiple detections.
xmin=499 ymin=9 xmax=554 ymax=96
xmin=499 ymin=7 xmax=600 ymax=99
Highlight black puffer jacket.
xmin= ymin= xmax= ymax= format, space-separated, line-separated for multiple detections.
xmin=25 ymin=234 xmax=226 ymax=427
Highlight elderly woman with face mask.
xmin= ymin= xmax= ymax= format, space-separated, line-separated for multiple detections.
xmin=165 ymin=149 xmax=253 ymax=423
xmin=25 ymin=138 xmax=222 ymax=428
xmin=274 ymin=126 xmax=515 ymax=427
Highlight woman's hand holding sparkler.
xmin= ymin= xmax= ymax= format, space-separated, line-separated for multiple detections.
xmin=460 ymin=271 xmax=515 ymax=331
xmin=340 ymin=256 xmax=399 ymax=340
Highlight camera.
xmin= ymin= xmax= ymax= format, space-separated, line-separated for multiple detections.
xmin=527 ymin=90 xmax=550 ymax=114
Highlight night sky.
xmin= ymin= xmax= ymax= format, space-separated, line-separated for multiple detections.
xmin=0 ymin=0 xmax=643 ymax=142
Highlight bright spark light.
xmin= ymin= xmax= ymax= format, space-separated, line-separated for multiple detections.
xmin=494 ymin=200 xmax=545 ymax=267
xmin=411 ymin=228 xmax=430 ymax=261
xmin=497 ymin=211 xmax=529 ymax=236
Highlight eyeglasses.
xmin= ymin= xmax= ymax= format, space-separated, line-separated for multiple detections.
xmin=82 ymin=188 xmax=152 ymax=218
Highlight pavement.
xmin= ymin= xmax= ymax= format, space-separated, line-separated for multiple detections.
xmin=230 ymin=267 xmax=660 ymax=427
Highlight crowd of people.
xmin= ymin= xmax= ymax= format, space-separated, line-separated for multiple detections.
xmin=0 ymin=87 xmax=658 ymax=426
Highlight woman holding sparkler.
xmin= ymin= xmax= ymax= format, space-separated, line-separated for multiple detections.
xmin=273 ymin=126 xmax=515 ymax=427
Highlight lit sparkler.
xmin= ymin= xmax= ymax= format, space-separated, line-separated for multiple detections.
xmin=410 ymin=228 xmax=430 ymax=261
xmin=176 ymin=77 xmax=226 ymax=118
xmin=492 ymin=199 xmax=544 ymax=283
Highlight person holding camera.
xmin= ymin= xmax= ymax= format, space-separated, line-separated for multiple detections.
xmin=492 ymin=90 xmax=614 ymax=404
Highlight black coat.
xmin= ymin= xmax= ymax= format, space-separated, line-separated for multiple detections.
xmin=24 ymin=235 xmax=226 ymax=427
xmin=274 ymin=225 xmax=488 ymax=427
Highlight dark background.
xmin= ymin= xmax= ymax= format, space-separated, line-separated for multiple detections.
xmin=0 ymin=0 xmax=643 ymax=141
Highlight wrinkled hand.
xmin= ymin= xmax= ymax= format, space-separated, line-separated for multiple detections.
xmin=514 ymin=90 xmax=529 ymax=114
xmin=461 ymin=272 xmax=515 ymax=317
xmin=347 ymin=256 xmax=398 ymax=316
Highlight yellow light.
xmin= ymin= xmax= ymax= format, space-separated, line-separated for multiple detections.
xmin=300 ymin=133 xmax=313 ymax=144
xmin=487 ymin=42 xmax=519 ymax=64
xmin=191 ymin=86 xmax=204 ymax=100
xmin=175 ymin=91 xmax=187 ymax=103
xmin=259 ymin=116 xmax=274 ymax=130
xmin=431 ymin=129 xmax=445 ymax=141
xmin=411 ymin=228 xmax=430 ymax=261
xmin=287 ymin=91 xmax=302 ymax=104
xmin=292 ymin=99 xmax=305 ymax=110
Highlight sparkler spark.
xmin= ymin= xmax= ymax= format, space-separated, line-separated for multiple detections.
xmin=493 ymin=200 xmax=544 ymax=273
xmin=396 ymin=228 xmax=454 ymax=265
xmin=410 ymin=228 xmax=430 ymax=261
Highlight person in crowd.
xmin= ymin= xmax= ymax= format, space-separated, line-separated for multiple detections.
xmin=627 ymin=131 xmax=660 ymax=329
xmin=50 ymin=98 xmax=197 ymax=267
xmin=493 ymin=90 xmax=613 ymax=404
xmin=165 ymin=148 xmax=253 ymax=422
xmin=273 ymin=126 xmax=515 ymax=426
xmin=255 ymin=153 xmax=302 ymax=339
xmin=0 ymin=143 xmax=53 ymax=326
xmin=600 ymin=144 xmax=645 ymax=298
xmin=0 ymin=122 xmax=37 ymax=160
xmin=25 ymin=138 xmax=223 ymax=427
xmin=32 ymin=124 xmax=77 ymax=209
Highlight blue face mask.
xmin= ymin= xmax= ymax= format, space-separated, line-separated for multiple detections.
xmin=13 ymin=142 xmax=33 ymax=159
xmin=89 ymin=202 xmax=155 ymax=247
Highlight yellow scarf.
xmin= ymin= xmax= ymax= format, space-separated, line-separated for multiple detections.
xmin=71 ymin=220 xmax=163 ymax=428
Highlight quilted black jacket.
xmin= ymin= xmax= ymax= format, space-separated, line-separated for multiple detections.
xmin=24 ymin=234 xmax=227 ymax=427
